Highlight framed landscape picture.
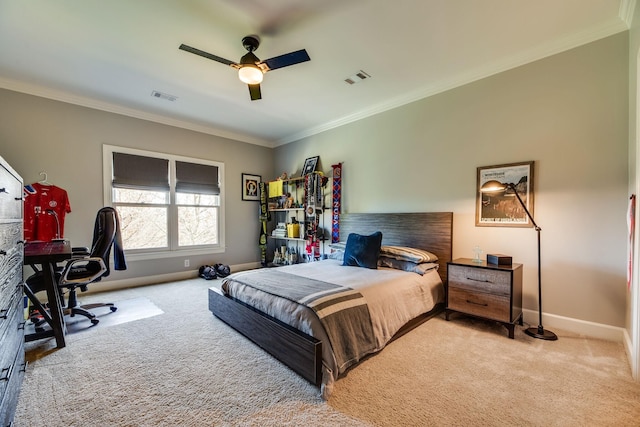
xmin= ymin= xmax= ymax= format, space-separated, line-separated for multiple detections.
xmin=242 ymin=173 xmax=261 ymax=201
xmin=476 ymin=161 xmax=534 ymax=227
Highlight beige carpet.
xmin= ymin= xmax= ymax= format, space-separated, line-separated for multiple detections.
xmin=14 ymin=278 xmax=640 ymax=426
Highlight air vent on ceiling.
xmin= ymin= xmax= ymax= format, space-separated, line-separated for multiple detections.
xmin=151 ymin=90 xmax=178 ymax=102
xmin=344 ymin=70 xmax=371 ymax=85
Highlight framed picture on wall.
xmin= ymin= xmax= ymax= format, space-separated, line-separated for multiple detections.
xmin=476 ymin=161 xmax=535 ymax=227
xmin=242 ymin=173 xmax=261 ymax=201
xmin=302 ymin=156 xmax=319 ymax=175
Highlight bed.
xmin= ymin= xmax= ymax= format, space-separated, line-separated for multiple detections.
xmin=208 ymin=212 xmax=453 ymax=396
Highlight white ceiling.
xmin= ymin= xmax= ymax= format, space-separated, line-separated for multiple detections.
xmin=0 ymin=0 xmax=633 ymax=147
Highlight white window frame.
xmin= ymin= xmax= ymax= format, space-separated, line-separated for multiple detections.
xmin=103 ymin=144 xmax=225 ymax=261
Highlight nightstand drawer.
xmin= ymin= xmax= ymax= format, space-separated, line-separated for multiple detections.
xmin=448 ymin=264 xmax=511 ymax=296
xmin=448 ymin=286 xmax=510 ymax=322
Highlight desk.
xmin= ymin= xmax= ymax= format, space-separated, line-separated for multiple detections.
xmin=23 ymin=240 xmax=72 ymax=348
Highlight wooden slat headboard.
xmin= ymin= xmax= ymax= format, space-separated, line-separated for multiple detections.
xmin=339 ymin=212 xmax=453 ymax=283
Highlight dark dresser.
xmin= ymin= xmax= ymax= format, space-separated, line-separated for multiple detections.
xmin=0 ymin=155 xmax=25 ymax=426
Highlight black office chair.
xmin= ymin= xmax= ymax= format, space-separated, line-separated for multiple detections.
xmin=27 ymin=207 xmax=127 ymax=326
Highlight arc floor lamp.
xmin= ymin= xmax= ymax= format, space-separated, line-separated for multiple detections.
xmin=481 ymin=180 xmax=558 ymax=341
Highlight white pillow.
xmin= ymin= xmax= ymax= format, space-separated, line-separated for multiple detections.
xmin=379 ymin=245 xmax=438 ymax=263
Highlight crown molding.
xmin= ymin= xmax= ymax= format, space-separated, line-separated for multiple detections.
xmin=620 ymin=0 xmax=637 ymax=28
xmin=277 ymin=18 xmax=629 ymax=146
xmin=0 ymin=77 xmax=273 ymax=148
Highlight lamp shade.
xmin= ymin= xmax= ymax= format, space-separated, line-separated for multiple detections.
xmin=480 ymin=180 xmax=507 ymax=193
xmin=238 ymin=66 xmax=263 ymax=84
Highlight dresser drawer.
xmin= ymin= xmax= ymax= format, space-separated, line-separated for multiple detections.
xmin=0 ymin=265 xmax=23 ymax=320
xmin=0 ymin=223 xmax=23 ymax=290
xmin=448 ymin=286 xmax=510 ymax=322
xmin=448 ymin=264 xmax=512 ymax=296
xmin=0 ymin=292 xmax=25 ymax=400
xmin=0 ymin=162 xmax=23 ymax=220
xmin=0 ymin=341 xmax=25 ymax=427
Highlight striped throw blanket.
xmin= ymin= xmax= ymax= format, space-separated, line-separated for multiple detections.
xmin=225 ymin=268 xmax=376 ymax=371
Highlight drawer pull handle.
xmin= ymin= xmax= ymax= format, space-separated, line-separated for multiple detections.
xmin=18 ymin=321 xmax=26 ymax=331
xmin=0 ymin=187 xmax=6 ymax=194
xmin=0 ymin=250 xmax=6 ymax=256
xmin=0 ymin=308 xmax=8 ymax=319
xmin=15 ymin=197 xmax=24 ymax=201
xmin=467 ymin=277 xmax=492 ymax=283
xmin=466 ymin=299 xmax=488 ymax=307
xmin=0 ymin=363 xmax=14 ymax=381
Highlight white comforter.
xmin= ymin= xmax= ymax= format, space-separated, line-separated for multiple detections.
xmin=222 ymin=259 xmax=444 ymax=397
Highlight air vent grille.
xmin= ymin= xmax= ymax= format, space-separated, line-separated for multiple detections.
xmin=344 ymin=70 xmax=371 ymax=85
xmin=151 ymin=90 xmax=178 ymax=102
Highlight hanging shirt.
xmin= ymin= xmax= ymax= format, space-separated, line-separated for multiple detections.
xmin=23 ymin=182 xmax=72 ymax=242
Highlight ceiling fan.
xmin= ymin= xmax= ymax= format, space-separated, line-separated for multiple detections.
xmin=179 ymin=35 xmax=310 ymax=101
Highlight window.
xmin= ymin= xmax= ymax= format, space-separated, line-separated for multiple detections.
xmin=103 ymin=145 xmax=225 ymax=257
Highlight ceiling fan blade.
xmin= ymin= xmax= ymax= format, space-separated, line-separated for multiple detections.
xmin=179 ymin=44 xmax=236 ymax=67
xmin=262 ymin=49 xmax=310 ymax=71
xmin=248 ymin=84 xmax=262 ymax=101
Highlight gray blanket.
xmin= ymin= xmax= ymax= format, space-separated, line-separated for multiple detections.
xmin=226 ymin=268 xmax=377 ymax=372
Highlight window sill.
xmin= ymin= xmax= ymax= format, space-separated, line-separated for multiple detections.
xmin=124 ymin=246 xmax=225 ymax=262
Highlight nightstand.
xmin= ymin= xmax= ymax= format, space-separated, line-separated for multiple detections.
xmin=445 ymin=258 xmax=523 ymax=338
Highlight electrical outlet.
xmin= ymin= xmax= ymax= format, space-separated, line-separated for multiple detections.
xmin=184 ymin=259 xmax=190 ymax=268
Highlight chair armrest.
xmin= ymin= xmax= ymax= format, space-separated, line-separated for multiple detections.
xmin=72 ymin=246 xmax=90 ymax=256
xmin=59 ymin=257 xmax=107 ymax=286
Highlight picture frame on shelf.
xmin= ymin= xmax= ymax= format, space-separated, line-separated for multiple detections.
xmin=242 ymin=173 xmax=261 ymax=201
xmin=302 ymin=156 xmax=319 ymax=175
xmin=476 ymin=161 xmax=534 ymax=227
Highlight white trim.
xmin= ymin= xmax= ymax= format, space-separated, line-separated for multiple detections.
xmin=522 ymin=309 xmax=625 ymax=342
xmin=85 ymin=280 xmax=627 ymax=342
xmin=620 ymin=0 xmax=637 ymax=28
xmin=624 ymin=327 xmax=634 ymax=372
xmin=0 ymin=77 xmax=272 ymax=147
xmin=0 ymin=17 xmax=629 ymax=150
xmin=631 ymin=46 xmax=640 ymax=381
xmin=83 ymin=262 xmax=261 ymax=294
xmin=102 ymin=144 xmax=226 ymax=255
xmin=123 ymin=246 xmax=225 ymax=262
xmin=277 ymin=19 xmax=628 ymax=146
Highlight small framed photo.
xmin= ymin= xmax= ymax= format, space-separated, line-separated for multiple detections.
xmin=476 ymin=161 xmax=534 ymax=227
xmin=302 ymin=156 xmax=319 ymax=175
xmin=242 ymin=173 xmax=261 ymax=201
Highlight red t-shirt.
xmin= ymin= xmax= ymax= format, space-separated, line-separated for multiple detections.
xmin=23 ymin=183 xmax=72 ymax=242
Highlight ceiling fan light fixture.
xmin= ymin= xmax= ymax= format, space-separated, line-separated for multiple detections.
xmin=238 ymin=65 xmax=263 ymax=84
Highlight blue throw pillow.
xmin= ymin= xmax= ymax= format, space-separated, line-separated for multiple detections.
xmin=342 ymin=231 xmax=383 ymax=269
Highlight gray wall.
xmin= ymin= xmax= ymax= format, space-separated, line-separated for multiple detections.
xmin=0 ymin=89 xmax=273 ymax=282
xmin=275 ymin=33 xmax=629 ymax=328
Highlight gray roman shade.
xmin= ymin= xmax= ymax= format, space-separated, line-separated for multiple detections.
xmin=175 ymin=161 xmax=220 ymax=195
xmin=112 ymin=152 xmax=170 ymax=191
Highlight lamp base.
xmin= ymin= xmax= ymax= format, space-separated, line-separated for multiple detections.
xmin=525 ymin=326 xmax=558 ymax=341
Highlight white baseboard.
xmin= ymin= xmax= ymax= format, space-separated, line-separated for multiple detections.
xmin=86 ymin=262 xmax=262 ymax=294
xmin=622 ymin=329 xmax=640 ymax=374
xmin=91 ymin=267 xmax=626 ymax=343
xmin=523 ymin=309 xmax=625 ymax=342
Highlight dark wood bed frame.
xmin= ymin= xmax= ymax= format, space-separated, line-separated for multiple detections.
xmin=208 ymin=212 xmax=453 ymax=386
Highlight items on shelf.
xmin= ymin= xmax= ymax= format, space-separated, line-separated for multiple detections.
xmin=272 ymin=245 xmax=298 ymax=266
xmin=262 ymin=165 xmax=338 ymax=266
xmin=272 ymin=222 xmax=287 ymax=238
